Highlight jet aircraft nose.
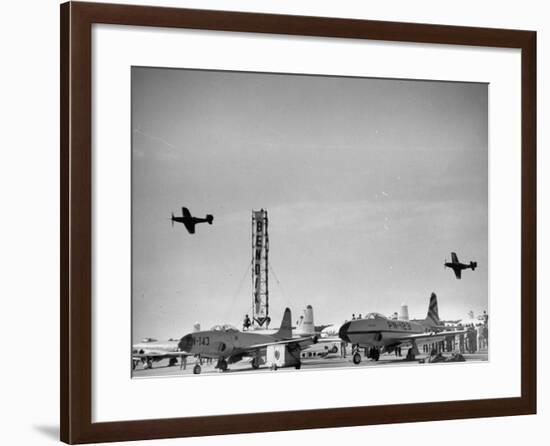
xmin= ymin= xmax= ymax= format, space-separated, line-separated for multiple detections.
xmin=338 ymin=321 xmax=352 ymax=343
xmin=178 ymin=334 xmax=193 ymax=353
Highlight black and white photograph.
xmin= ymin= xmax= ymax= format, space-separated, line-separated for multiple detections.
xmin=2 ymin=0 xmax=543 ymax=443
xmin=131 ymin=67 xmax=489 ymax=377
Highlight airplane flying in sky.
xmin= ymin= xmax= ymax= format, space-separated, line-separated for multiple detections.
xmin=338 ymin=293 xmax=467 ymax=364
xmin=171 ymin=207 xmax=213 ymax=234
xmin=444 ymin=252 xmax=477 ymax=279
xmin=178 ymin=308 xmax=316 ymax=374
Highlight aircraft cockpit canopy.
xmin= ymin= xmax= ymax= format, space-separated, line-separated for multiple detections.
xmin=365 ymin=312 xmax=387 ymax=320
xmin=210 ymin=324 xmax=238 ymax=332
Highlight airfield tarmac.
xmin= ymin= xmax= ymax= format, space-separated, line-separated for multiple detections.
xmin=133 ymin=350 xmax=489 ymax=378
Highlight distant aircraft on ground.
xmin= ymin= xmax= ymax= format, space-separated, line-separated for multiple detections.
xmin=338 ymin=293 xmax=467 ymax=364
xmin=132 ymin=338 xmax=188 ymax=370
xmin=132 ymin=323 xmax=200 ymax=370
xmin=178 ymin=308 xmax=316 ymax=374
xmin=171 ymin=207 xmax=213 ymax=234
xmin=444 ymin=252 xmax=477 ymax=279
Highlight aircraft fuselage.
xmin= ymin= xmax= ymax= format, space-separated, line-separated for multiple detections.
xmin=444 ymin=261 xmax=474 ymax=272
xmin=338 ymin=318 xmax=429 ymax=348
xmin=172 ymin=216 xmax=211 ymax=225
xmin=178 ymin=330 xmax=280 ymax=361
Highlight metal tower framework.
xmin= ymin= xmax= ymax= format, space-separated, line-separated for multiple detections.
xmin=251 ymin=209 xmax=269 ymax=327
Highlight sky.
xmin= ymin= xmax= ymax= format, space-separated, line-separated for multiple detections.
xmin=131 ymin=67 xmax=488 ymax=343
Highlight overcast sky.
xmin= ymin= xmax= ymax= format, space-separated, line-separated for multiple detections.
xmin=131 ymin=67 xmax=488 ymax=342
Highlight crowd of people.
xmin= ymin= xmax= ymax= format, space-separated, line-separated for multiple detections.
xmin=422 ymin=317 xmax=489 ymax=355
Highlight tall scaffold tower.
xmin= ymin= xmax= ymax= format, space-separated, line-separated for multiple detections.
xmin=251 ymin=209 xmax=269 ymax=328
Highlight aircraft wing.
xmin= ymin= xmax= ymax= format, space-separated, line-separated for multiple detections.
xmin=183 ymin=220 xmax=196 ymax=234
xmin=395 ymin=329 xmax=468 ymax=344
xmin=451 ymin=252 xmax=459 ymax=263
xmin=181 ymin=207 xmax=192 ymax=218
xmin=242 ymin=336 xmax=317 ymax=353
xmin=453 ymin=268 xmax=462 ymax=279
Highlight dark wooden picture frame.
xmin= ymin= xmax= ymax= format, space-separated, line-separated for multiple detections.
xmin=60 ymin=1 xmax=536 ymax=443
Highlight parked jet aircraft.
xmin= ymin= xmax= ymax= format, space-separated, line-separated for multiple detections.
xmin=338 ymin=293 xmax=467 ymax=364
xmin=445 ymin=252 xmax=477 ymax=279
xmin=171 ymin=207 xmax=213 ymax=234
xmin=178 ymin=308 xmax=316 ymax=374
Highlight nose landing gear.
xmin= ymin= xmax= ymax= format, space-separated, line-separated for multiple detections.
xmin=351 ymin=346 xmax=380 ymax=364
xmin=193 ymin=356 xmax=204 ymax=374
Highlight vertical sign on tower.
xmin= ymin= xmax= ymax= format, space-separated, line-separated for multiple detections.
xmin=252 ymin=209 xmax=269 ymax=328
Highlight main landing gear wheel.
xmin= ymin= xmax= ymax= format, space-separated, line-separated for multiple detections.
xmin=353 ymin=352 xmax=362 ymax=364
xmin=252 ymin=358 xmax=260 ymax=369
xmin=373 ymin=349 xmax=380 ymax=361
xmin=218 ymin=359 xmax=228 ymax=372
xmin=270 ymin=364 xmax=278 ymax=371
xmin=295 ymin=362 xmax=302 ymax=370
xmin=168 ymin=358 xmax=177 ymax=367
xmin=193 ymin=364 xmax=202 ymax=374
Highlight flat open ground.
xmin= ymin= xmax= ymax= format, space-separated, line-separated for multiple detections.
xmin=132 ymin=350 xmax=489 ymax=378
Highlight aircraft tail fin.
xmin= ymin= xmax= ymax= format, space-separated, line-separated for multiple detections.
xmin=296 ymin=305 xmax=315 ymax=336
xmin=206 ymin=214 xmax=214 ymax=224
xmin=275 ymin=308 xmax=292 ymax=339
xmin=470 ymin=261 xmax=477 ymax=271
xmin=425 ymin=292 xmax=441 ymax=326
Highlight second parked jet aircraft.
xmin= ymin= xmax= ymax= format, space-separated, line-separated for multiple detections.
xmin=338 ymin=293 xmax=466 ymax=364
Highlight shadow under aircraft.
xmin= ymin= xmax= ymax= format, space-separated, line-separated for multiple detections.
xmin=171 ymin=206 xmax=213 ymax=234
